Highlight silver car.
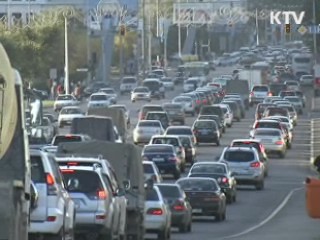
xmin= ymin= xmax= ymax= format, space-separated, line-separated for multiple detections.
xmin=131 ymin=87 xmax=151 ymax=102
xmin=100 ymin=88 xmax=118 ymax=104
xmin=284 ymin=96 xmax=303 ymax=114
xmin=172 ymin=96 xmax=196 ymax=116
xmin=252 ymin=128 xmax=287 ymax=158
xmin=133 ymin=120 xmax=164 ymax=144
xmin=218 ymin=147 xmax=265 ymax=190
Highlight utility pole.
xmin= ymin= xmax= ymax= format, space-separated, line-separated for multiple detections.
xmin=148 ymin=9 xmax=152 ymax=70
xmin=178 ymin=0 xmax=182 ymax=58
xmin=64 ymin=16 xmax=70 ymax=94
xmin=156 ymin=0 xmax=160 ymax=64
xmin=141 ymin=0 xmax=146 ymax=79
xmin=313 ymin=0 xmax=318 ymax=62
xmin=86 ymin=0 xmax=91 ymax=84
xmin=120 ymin=24 xmax=125 ymax=79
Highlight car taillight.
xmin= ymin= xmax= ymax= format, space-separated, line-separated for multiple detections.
xmin=169 ymin=156 xmax=177 ymax=162
xmin=275 ymin=140 xmax=284 ymax=145
xmin=173 ymin=200 xmax=186 ymax=211
xmin=268 ymin=92 xmax=273 ymax=96
xmin=250 ymin=92 xmax=254 ymax=96
xmin=46 ymin=173 xmax=57 ymax=195
xmin=147 ymin=208 xmax=163 ymax=215
xmin=250 ymin=162 xmax=261 ymax=168
xmin=61 ymin=169 xmax=75 ymax=173
xmin=221 ymin=177 xmax=228 ymax=183
xmin=67 ymin=162 xmax=78 ymax=166
xmin=196 ymin=100 xmax=201 ymax=104
xmin=98 ymin=190 xmax=107 ymax=200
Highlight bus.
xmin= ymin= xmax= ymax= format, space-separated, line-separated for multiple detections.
xmin=291 ymin=53 xmax=313 ymax=77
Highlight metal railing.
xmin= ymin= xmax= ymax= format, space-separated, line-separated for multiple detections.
xmin=310 ymin=118 xmax=320 ymax=166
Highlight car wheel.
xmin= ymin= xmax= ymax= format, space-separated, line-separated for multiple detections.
xmin=179 ymin=223 xmax=188 ymax=233
xmin=216 ymin=140 xmax=220 ymax=146
xmin=255 ymin=180 xmax=264 ymax=190
xmin=174 ymin=170 xmax=181 ymax=180
xmin=158 ymin=228 xmax=168 ymax=240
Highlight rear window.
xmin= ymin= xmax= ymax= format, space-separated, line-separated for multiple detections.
xmin=62 ymin=170 xmax=103 ymax=194
xmin=146 ymin=113 xmax=167 ymax=120
xmin=200 ymin=106 xmax=222 ymax=115
xmin=255 ymin=122 xmax=280 ymax=129
xmin=166 ymin=128 xmax=192 ymax=135
xmin=122 ymin=78 xmax=136 ymax=84
xmin=157 ymin=185 xmax=181 ymax=198
xmin=138 ymin=121 xmax=161 ymax=127
xmin=286 ymin=81 xmax=298 ymax=85
xmin=53 ymin=135 xmax=82 ymax=146
xmin=265 ymin=108 xmax=288 ymax=116
xmin=232 ymin=141 xmax=260 ymax=152
xmin=178 ymin=179 xmax=217 ymax=191
xmin=163 ymin=104 xmax=182 ymax=111
xmin=191 ymin=164 xmax=226 ymax=174
xmin=31 ymin=156 xmax=46 ymax=183
xmin=252 ymin=86 xmax=268 ymax=91
xmin=152 ymin=138 xmax=179 ymax=146
xmin=180 ymin=137 xmax=192 ymax=146
xmin=224 ymin=151 xmax=255 ymax=162
xmin=60 ymin=108 xmax=81 ymax=114
xmin=280 ymin=91 xmax=296 ymax=97
xmin=142 ymin=106 xmax=163 ymax=114
xmin=90 ymin=95 xmax=108 ymax=101
xmin=144 ymin=145 xmax=173 ymax=153
xmin=143 ymin=164 xmax=154 ymax=174
xmin=255 ymin=130 xmax=281 ymax=136
xmin=194 ymin=121 xmax=216 ymax=129
xmin=146 ymin=188 xmax=159 ymax=201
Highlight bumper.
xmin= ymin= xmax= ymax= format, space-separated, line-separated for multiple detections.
xmin=171 ymin=212 xmax=187 ymax=226
xmin=133 ymin=135 xmax=153 ymax=143
xmin=264 ymin=144 xmax=286 ymax=152
xmin=132 ymin=95 xmax=150 ymax=101
xmin=154 ymin=162 xmax=178 ymax=174
xmin=234 ymin=173 xmax=263 ymax=185
xmin=190 ymin=202 xmax=220 ymax=215
xmin=195 ymin=135 xmax=218 ymax=143
xmin=145 ymin=216 xmax=167 ymax=231
xmin=249 ymin=97 xmax=264 ymax=103
xmin=29 ymin=209 xmax=64 ymax=234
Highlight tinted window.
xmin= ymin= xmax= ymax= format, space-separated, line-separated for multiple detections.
xmin=255 ymin=121 xmax=280 ymax=129
xmin=200 ymin=106 xmax=222 ymax=115
xmin=144 ymin=146 xmax=173 ymax=153
xmin=143 ymin=164 xmax=155 ymax=174
xmin=60 ymin=108 xmax=81 ymax=114
xmin=152 ymin=138 xmax=179 ymax=146
xmin=180 ymin=137 xmax=192 ymax=146
xmin=223 ymin=151 xmax=255 ymax=162
xmin=232 ymin=141 xmax=260 ymax=152
xmin=146 ymin=113 xmax=167 ymax=120
xmin=294 ymin=57 xmax=311 ymax=63
xmin=253 ymin=86 xmax=268 ymax=91
xmin=143 ymin=81 xmax=160 ymax=90
xmin=194 ymin=121 xmax=216 ymax=129
xmin=122 ymin=78 xmax=136 ymax=84
xmin=163 ymin=104 xmax=183 ymax=111
xmin=178 ymin=179 xmax=217 ymax=191
xmin=145 ymin=188 xmax=159 ymax=201
xmin=62 ymin=170 xmax=103 ymax=194
xmin=157 ymin=185 xmax=181 ymax=198
xmin=52 ymin=136 xmax=82 ymax=146
xmin=138 ymin=121 xmax=161 ymax=127
xmin=142 ymin=106 xmax=163 ymax=114
xmin=255 ymin=130 xmax=281 ymax=136
xmin=91 ymin=95 xmax=108 ymax=101
xmin=191 ymin=164 xmax=226 ymax=174
xmin=166 ymin=128 xmax=192 ymax=135
xmin=134 ymin=88 xmax=149 ymax=93
xmin=31 ymin=156 xmax=46 ymax=183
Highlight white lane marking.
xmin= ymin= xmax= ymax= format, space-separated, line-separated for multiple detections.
xmin=221 ymin=187 xmax=303 ymax=239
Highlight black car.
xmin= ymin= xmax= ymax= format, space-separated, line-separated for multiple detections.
xmin=156 ymin=183 xmax=192 ymax=232
xmin=142 ymin=144 xmax=181 ymax=179
xmin=192 ymin=120 xmax=220 ymax=146
xmin=176 ymin=177 xmax=227 ymax=221
xmin=188 ymin=162 xmax=237 ymax=203
xmin=197 ymin=114 xmax=225 ymax=134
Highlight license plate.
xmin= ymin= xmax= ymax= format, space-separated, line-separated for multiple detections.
xmin=192 ymin=209 xmax=202 ymax=214
xmin=200 ymin=130 xmax=208 ymax=134
xmin=153 ymin=158 xmax=164 ymax=162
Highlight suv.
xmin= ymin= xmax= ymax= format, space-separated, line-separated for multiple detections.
xmin=29 ymin=149 xmax=75 ymax=239
xmin=55 ymin=156 xmax=128 ymax=240
xmin=120 ymin=76 xmax=138 ymax=94
xmin=162 ymin=103 xmax=185 ymax=125
xmin=199 ymin=105 xmax=225 ymax=126
xmin=59 ymin=164 xmax=118 ymax=240
xmin=230 ymin=139 xmax=269 ymax=177
xmin=249 ymin=85 xmax=270 ymax=106
xmin=218 ymin=147 xmax=265 ymax=190
xmin=139 ymin=105 xmax=164 ymax=120
xmin=145 ymin=111 xmax=170 ymax=130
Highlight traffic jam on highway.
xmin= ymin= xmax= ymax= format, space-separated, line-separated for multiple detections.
xmin=27 ymin=42 xmax=313 ymax=240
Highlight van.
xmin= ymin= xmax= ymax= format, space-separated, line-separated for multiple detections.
xmin=120 ymin=77 xmax=138 ymax=94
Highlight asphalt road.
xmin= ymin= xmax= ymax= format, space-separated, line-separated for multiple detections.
xmin=45 ymin=67 xmax=320 ymax=240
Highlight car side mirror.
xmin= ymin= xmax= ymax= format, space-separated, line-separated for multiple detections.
xmin=30 ymin=181 xmax=39 ymax=210
xmin=123 ymin=180 xmax=131 ymax=191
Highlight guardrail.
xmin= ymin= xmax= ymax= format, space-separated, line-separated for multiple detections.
xmin=310 ymin=118 xmax=320 ymax=166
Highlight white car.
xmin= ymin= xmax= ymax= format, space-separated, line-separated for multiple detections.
xmin=87 ymin=93 xmax=112 ymax=109
xmin=284 ymin=80 xmax=300 ymax=91
xmin=29 ymin=149 xmax=75 ymax=239
xmin=53 ymin=94 xmax=78 ymax=112
xmin=143 ymin=161 xmax=163 ymax=183
xmin=58 ymin=106 xmax=84 ymax=128
xmin=133 ymin=120 xmax=164 ymax=144
xmin=299 ymin=74 xmax=313 ymax=85
xmin=120 ymin=76 xmax=138 ymax=94
xmin=131 ymin=87 xmax=151 ymax=102
xmin=145 ymin=186 xmax=171 ymax=239
xmin=100 ymin=87 xmax=118 ymax=104
xmin=161 ymin=77 xmax=174 ymax=90
xmin=219 ymin=104 xmax=233 ymax=127
xmin=172 ymin=96 xmax=196 ymax=116
xmin=183 ymin=78 xmax=199 ymax=92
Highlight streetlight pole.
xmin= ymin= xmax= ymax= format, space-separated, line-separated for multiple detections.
xmin=156 ymin=0 xmax=160 ymax=64
xmin=148 ymin=9 xmax=152 ymax=70
xmin=64 ymin=16 xmax=70 ymax=94
xmin=141 ymin=0 xmax=146 ymax=79
xmin=86 ymin=0 xmax=92 ymax=84
xmin=313 ymin=0 xmax=317 ymax=62
xmin=178 ymin=0 xmax=182 ymax=58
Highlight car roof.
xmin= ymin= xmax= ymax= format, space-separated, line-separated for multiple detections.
xmin=256 ymin=119 xmax=280 ymax=123
xmin=61 ymin=106 xmax=80 ymax=109
xmin=166 ymin=126 xmax=191 ymax=129
xmin=224 ymin=146 xmax=257 ymax=152
xmin=156 ymin=183 xmax=180 ymax=187
xmin=192 ymin=161 xmax=227 ymax=167
xmin=232 ymin=139 xmax=261 ymax=143
xmin=146 ymin=111 xmax=167 ymax=114
xmin=142 ymin=104 xmax=162 ymax=108
xmin=144 ymin=144 xmax=174 ymax=148
xmin=254 ymin=127 xmax=282 ymax=132
xmin=90 ymin=92 xmax=108 ymax=96
xmin=151 ymin=135 xmax=180 ymax=139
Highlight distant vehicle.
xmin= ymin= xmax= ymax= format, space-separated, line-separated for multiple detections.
xmin=54 ymin=94 xmax=78 ymax=112
xmin=145 ymin=111 xmax=170 ymax=130
xmin=58 ymin=106 xmax=84 ymax=128
xmin=249 ymin=85 xmax=271 ymax=106
xmin=284 ymin=80 xmax=300 ymax=91
xmin=138 ymin=105 xmax=164 ymax=120
xmin=84 ymin=81 xmax=110 ymax=97
xmin=120 ymin=76 xmax=138 ymax=94
xmin=99 ymin=87 xmax=118 ymax=104
xmin=142 ymin=79 xmax=165 ymax=99
xmin=192 ymin=120 xmax=220 ymax=146
xmin=165 ymin=126 xmax=196 ymax=145
xmin=87 ymin=93 xmax=112 ymax=109
xmin=291 ymin=53 xmax=313 ymax=77
xmin=299 ymin=74 xmax=314 ymax=85
xmin=162 ymin=103 xmax=185 ymax=125
xmin=51 ymin=134 xmax=91 ymax=146
xmin=133 ymin=120 xmax=165 ymax=144
xmin=172 ymin=96 xmax=196 ymax=116
xmin=161 ymin=77 xmax=174 ymax=90
xmin=131 ymin=87 xmax=151 ymax=102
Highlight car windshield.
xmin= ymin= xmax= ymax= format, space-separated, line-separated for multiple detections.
xmin=157 ymin=185 xmax=181 ymax=198
xmin=90 ymin=95 xmax=108 ymax=101
xmin=144 ymin=145 xmax=173 ymax=153
xmin=60 ymin=108 xmax=82 ymax=114
xmin=62 ymin=170 xmax=103 ymax=194
xmin=134 ymin=88 xmax=149 ymax=93
xmin=138 ymin=121 xmax=161 ymax=127
xmin=223 ymin=151 xmax=255 ymax=162
xmin=255 ymin=130 xmax=281 ymax=136
xmin=178 ymin=179 xmax=217 ymax=191
xmin=57 ymin=95 xmax=73 ymax=100
xmin=191 ymin=164 xmax=226 ymax=174
xmin=194 ymin=121 xmax=215 ymax=129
